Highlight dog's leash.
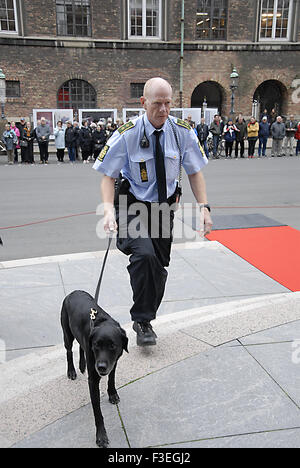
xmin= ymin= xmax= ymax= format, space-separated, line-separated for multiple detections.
xmin=94 ymin=233 xmax=113 ymax=306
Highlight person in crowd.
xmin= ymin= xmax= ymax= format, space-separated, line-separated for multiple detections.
xmin=271 ymin=116 xmax=286 ymax=157
xmin=22 ymin=121 xmax=35 ymax=164
xmin=284 ymin=115 xmax=297 ymax=156
xmin=2 ymin=123 xmax=18 ymax=165
xmin=36 ymin=117 xmax=51 ymax=164
xmin=224 ymin=119 xmax=239 ymax=158
xmin=260 ymin=108 xmax=270 ymax=123
xmin=270 ymin=108 xmax=277 ymax=125
xmin=17 ymin=117 xmax=27 ymax=163
xmin=10 ymin=121 xmax=20 ymax=163
xmin=258 ymin=116 xmax=270 ymax=158
xmin=54 ymin=120 xmax=66 ymax=163
xmin=247 ymin=117 xmax=259 ymax=158
xmin=196 ymin=117 xmax=209 ymax=159
xmin=65 ymin=121 xmax=79 ymax=164
xmin=210 ymin=115 xmax=222 ymax=159
xmin=92 ymin=123 xmax=107 ymax=161
xmin=235 ymin=114 xmax=247 ymax=158
xmin=295 ymin=122 xmax=300 ymax=156
xmin=73 ymin=121 xmax=81 ymax=160
xmin=79 ymin=120 xmax=93 ymax=163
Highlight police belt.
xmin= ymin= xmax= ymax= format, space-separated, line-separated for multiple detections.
xmin=114 ymin=177 xmax=179 ymax=208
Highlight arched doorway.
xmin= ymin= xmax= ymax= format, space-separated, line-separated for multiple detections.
xmin=253 ymin=80 xmax=288 ymax=118
xmin=57 ymin=79 xmax=97 ymax=120
xmin=191 ymin=81 xmax=224 ymax=115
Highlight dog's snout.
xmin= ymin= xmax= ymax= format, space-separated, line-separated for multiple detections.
xmin=97 ymin=362 xmax=108 ymax=375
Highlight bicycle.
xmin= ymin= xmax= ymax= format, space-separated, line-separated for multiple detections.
xmin=207 ymin=133 xmax=225 ymax=159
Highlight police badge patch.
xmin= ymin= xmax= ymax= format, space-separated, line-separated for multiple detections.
xmin=98 ymin=145 xmax=110 ymax=162
xmin=139 ymin=162 xmax=148 ymax=182
xmin=118 ymin=121 xmax=135 ymax=135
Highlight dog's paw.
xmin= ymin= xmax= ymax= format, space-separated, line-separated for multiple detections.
xmin=109 ymin=392 xmax=120 ymax=405
xmin=96 ymin=432 xmax=109 ymax=448
xmin=67 ymin=369 xmax=77 ymax=380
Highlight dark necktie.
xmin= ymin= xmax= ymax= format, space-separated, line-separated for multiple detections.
xmin=154 ymin=130 xmax=167 ymax=203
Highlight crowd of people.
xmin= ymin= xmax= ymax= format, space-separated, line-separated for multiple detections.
xmin=194 ymin=111 xmax=300 ymax=159
xmin=1 ymin=117 xmax=119 ymax=165
xmin=2 ymin=110 xmax=300 ymax=165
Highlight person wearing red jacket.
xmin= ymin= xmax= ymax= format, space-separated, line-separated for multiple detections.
xmin=295 ymin=122 xmax=300 ymax=156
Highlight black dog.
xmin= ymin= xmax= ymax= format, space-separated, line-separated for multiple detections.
xmin=61 ymin=290 xmax=128 ymax=448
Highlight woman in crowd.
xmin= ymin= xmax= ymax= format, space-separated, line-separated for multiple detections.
xmin=10 ymin=121 xmax=20 ymax=163
xmin=92 ymin=123 xmax=107 ymax=160
xmin=224 ymin=119 xmax=239 ymax=158
xmin=247 ymin=117 xmax=259 ymax=158
xmin=2 ymin=123 xmax=18 ymax=165
xmin=79 ymin=120 xmax=93 ymax=163
xmin=295 ymin=122 xmax=300 ymax=156
xmin=54 ymin=120 xmax=66 ymax=163
xmin=65 ymin=121 xmax=79 ymax=164
xmin=22 ymin=121 xmax=35 ymax=164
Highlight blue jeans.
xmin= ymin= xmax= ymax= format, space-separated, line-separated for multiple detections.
xmin=258 ymin=136 xmax=268 ymax=156
xmin=213 ymin=135 xmax=220 ymax=157
xmin=68 ymin=146 xmax=76 ymax=162
xmin=200 ymin=140 xmax=210 ymax=159
xmin=296 ymin=140 xmax=300 ymax=156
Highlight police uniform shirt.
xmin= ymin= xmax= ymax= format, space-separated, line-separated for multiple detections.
xmin=93 ymin=114 xmax=208 ymax=203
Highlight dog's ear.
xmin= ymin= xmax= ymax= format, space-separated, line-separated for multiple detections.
xmin=120 ymin=328 xmax=129 ymax=353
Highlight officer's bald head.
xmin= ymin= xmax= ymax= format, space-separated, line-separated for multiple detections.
xmin=143 ymin=78 xmax=173 ymax=100
xmin=141 ymin=78 xmax=173 ymax=129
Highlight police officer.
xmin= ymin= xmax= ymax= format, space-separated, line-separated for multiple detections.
xmin=93 ymin=77 xmax=212 ymax=346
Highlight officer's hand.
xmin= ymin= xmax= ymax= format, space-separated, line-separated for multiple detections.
xmin=204 ymin=208 xmax=213 ymax=236
xmin=103 ymin=211 xmax=118 ymax=234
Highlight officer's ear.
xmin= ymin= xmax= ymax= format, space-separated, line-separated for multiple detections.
xmin=140 ymin=96 xmax=147 ymax=110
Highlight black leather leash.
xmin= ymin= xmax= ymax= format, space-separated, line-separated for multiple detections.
xmin=94 ymin=233 xmax=113 ymax=306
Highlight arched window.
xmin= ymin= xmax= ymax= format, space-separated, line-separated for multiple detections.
xmin=191 ymin=81 xmax=224 ymax=115
xmin=57 ymin=79 xmax=97 ymax=117
xmin=253 ymin=80 xmax=288 ymax=117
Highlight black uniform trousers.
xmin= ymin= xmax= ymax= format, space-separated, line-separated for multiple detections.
xmin=115 ymin=186 xmax=175 ymax=323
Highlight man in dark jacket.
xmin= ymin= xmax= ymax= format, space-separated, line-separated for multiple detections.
xmin=65 ymin=121 xmax=79 ymax=163
xmin=209 ymin=115 xmax=223 ymax=159
xmin=196 ymin=117 xmax=209 ymax=158
xmin=284 ymin=115 xmax=297 ymax=156
xmin=258 ymin=116 xmax=270 ymax=157
xmin=235 ymin=115 xmax=247 ymax=158
xmin=36 ymin=117 xmax=51 ymax=164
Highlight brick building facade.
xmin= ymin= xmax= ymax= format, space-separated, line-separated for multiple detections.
xmin=0 ymin=0 xmax=299 ymax=122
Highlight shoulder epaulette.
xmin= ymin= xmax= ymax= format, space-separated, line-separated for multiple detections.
xmin=118 ymin=121 xmax=135 ymax=135
xmin=176 ymin=118 xmax=191 ymax=130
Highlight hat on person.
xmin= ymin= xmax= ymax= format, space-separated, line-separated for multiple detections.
xmin=20 ymin=117 xmax=25 ymax=121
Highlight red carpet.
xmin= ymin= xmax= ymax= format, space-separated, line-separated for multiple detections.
xmin=206 ymin=226 xmax=300 ymax=292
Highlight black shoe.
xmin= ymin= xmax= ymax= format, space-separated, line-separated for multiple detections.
xmin=133 ymin=321 xmax=157 ymax=347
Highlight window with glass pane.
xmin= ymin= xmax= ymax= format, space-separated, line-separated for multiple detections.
xmin=6 ymin=80 xmax=20 ymax=97
xmin=196 ymin=0 xmax=227 ymax=40
xmin=0 ymin=0 xmax=16 ymax=32
xmin=129 ymin=0 xmax=161 ymax=39
xmin=57 ymin=79 xmax=96 ymax=112
xmin=130 ymin=83 xmax=145 ymax=98
xmin=56 ymin=0 xmax=91 ymax=37
xmin=260 ymin=0 xmax=293 ymax=39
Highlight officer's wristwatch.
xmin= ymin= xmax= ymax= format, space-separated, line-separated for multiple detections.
xmin=203 ymin=204 xmax=211 ymax=212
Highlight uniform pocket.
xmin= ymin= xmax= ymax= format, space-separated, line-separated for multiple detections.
xmin=129 ymin=153 xmax=155 ymax=185
xmin=164 ymin=152 xmax=180 ymax=182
